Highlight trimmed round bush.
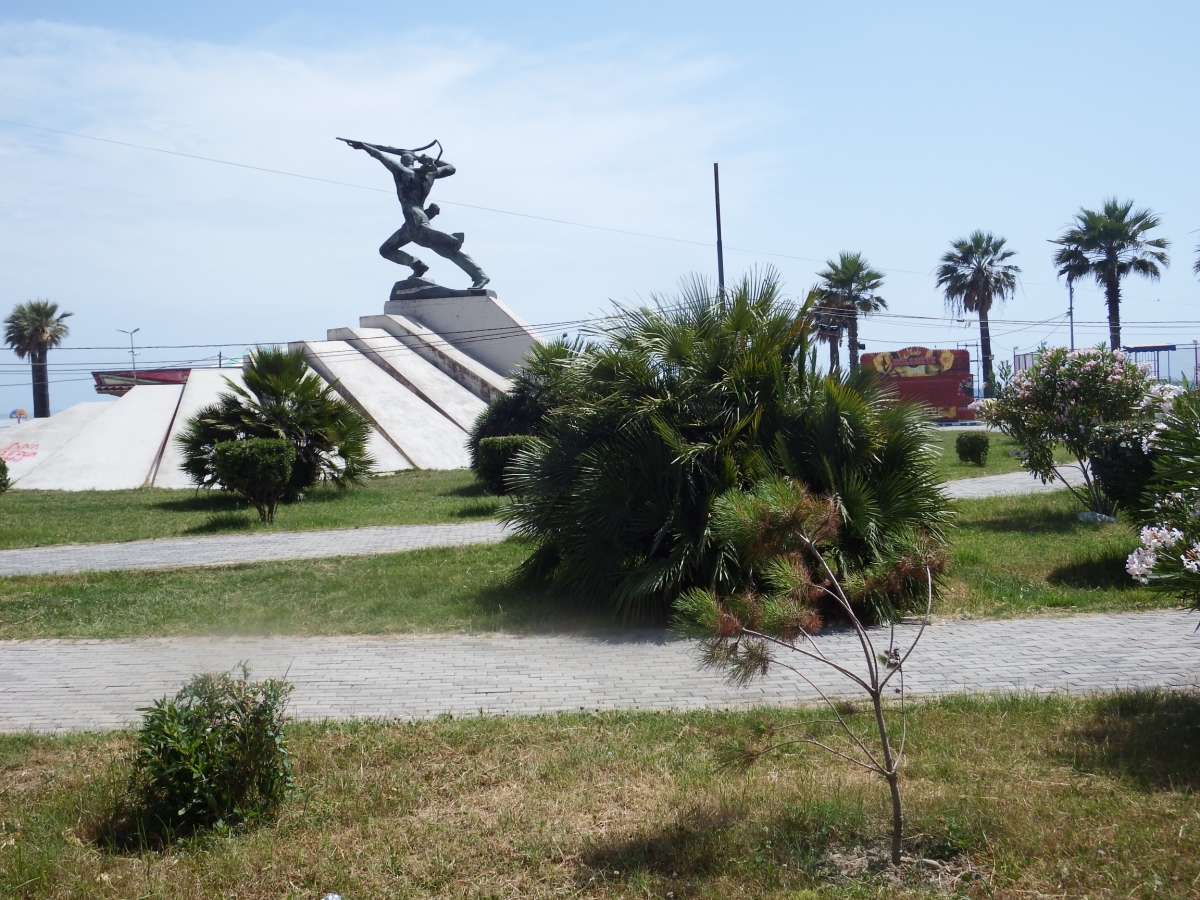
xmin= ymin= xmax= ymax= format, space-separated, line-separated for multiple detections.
xmin=955 ymin=432 xmax=990 ymax=466
xmin=1088 ymin=422 xmax=1155 ymax=515
xmin=475 ymin=435 xmax=536 ymax=495
xmin=212 ymin=438 xmax=296 ymax=523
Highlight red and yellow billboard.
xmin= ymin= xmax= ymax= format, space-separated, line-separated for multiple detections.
xmin=860 ymin=347 xmax=974 ymax=421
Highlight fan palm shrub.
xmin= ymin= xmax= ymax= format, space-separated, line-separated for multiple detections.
xmin=815 ymin=252 xmax=886 ymax=372
xmin=1052 ymin=198 xmax=1170 ymax=350
xmin=935 ymin=231 xmax=1020 ymax=398
xmin=3 ymin=299 xmax=72 ymax=418
xmin=504 ymin=270 xmax=950 ymax=621
xmin=176 ymin=348 xmax=373 ymax=498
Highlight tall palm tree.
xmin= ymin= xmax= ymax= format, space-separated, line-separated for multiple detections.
xmin=815 ymin=252 xmax=886 ymax=372
xmin=809 ymin=285 xmax=844 ymax=373
xmin=935 ymin=231 xmax=1020 ymax=399
xmin=1052 ymin=198 xmax=1170 ymax=350
xmin=4 ymin=300 xmax=73 ymax=418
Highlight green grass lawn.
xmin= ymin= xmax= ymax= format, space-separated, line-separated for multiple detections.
xmin=0 ymin=491 xmax=1178 ymax=640
xmin=4 ymin=691 xmax=1197 ymax=898
xmin=0 ymin=469 xmax=503 ymax=549
xmin=942 ymin=490 xmax=1172 ymax=618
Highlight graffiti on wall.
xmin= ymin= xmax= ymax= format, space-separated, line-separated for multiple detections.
xmin=1 ymin=442 xmax=39 ymax=463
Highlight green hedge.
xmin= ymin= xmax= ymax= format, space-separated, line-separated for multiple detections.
xmin=475 ymin=435 xmax=535 ymax=495
xmin=955 ymin=432 xmax=990 ymax=466
xmin=212 ymin=438 xmax=296 ymax=523
xmin=1088 ymin=422 xmax=1155 ymax=515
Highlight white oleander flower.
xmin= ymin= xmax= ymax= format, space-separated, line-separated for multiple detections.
xmin=1139 ymin=526 xmax=1183 ymax=551
xmin=1126 ymin=547 xmax=1158 ymax=584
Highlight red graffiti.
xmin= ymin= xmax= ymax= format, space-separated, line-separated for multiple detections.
xmin=0 ymin=442 xmax=39 ymax=463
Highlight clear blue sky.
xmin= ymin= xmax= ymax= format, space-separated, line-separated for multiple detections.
xmin=1 ymin=1 xmax=1197 ymax=411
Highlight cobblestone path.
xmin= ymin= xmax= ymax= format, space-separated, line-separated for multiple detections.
xmin=1 ymin=609 xmax=1194 ymax=732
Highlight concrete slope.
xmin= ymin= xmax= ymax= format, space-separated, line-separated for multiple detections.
xmin=293 ymin=340 xmax=469 ymax=469
xmin=360 ymin=314 xmax=510 ymax=402
xmin=366 ymin=426 xmax=412 ymax=473
xmin=152 ymin=368 xmax=245 ymax=489
xmin=328 ymin=327 xmax=486 ymax=431
xmin=17 ymin=385 xmax=183 ymax=491
xmin=2 ymin=403 xmax=112 ymax=484
xmin=382 ymin=293 xmax=540 ymax=377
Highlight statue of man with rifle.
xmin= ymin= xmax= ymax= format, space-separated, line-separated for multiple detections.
xmin=339 ymin=138 xmax=489 ymax=289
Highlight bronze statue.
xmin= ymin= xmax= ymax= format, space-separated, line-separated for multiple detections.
xmin=339 ymin=138 xmax=489 ymax=289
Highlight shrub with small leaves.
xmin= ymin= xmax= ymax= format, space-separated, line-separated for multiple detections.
xmin=0 ymin=458 xmax=9 ymax=494
xmin=132 ymin=667 xmax=292 ymax=835
xmin=1088 ymin=422 xmax=1156 ymax=514
xmin=954 ymin=432 xmax=989 ymax=467
xmin=212 ymin=438 xmax=296 ymax=523
xmin=475 ymin=435 xmax=536 ymax=495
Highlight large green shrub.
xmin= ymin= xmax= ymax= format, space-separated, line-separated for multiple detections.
xmin=955 ymin=432 xmax=989 ymax=466
xmin=1088 ymin=422 xmax=1156 ymax=515
xmin=0 ymin=458 xmax=9 ymax=494
xmin=975 ymin=345 xmax=1152 ymax=513
xmin=468 ymin=340 xmax=572 ymax=479
xmin=176 ymin=348 xmax=373 ymax=499
xmin=212 ymin=438 xmax=296 ymax=522
xmin=132 ymin=668 xmax=292 ymax=835
xmin=475 ymin=435 xmax=536 ymax=495
xmin=504 ymin=270 xmax=950 ymax=621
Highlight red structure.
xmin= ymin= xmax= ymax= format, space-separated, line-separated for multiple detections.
xmin=91 ymin=368 xmax=192 ymax=397
xmin=860 ymin=347 xmax=975 ymax=421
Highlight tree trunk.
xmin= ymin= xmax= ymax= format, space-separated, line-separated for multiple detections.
xmin=871 ymin=691 xmax=903 ymax=866
xmin=978 ymin=305 xmax=995 ymax=399
xmin=1105 ymin=274 xmax=1122 ymax=351
xmin=829 ymin=332 xmax=840 ymax=374
xmin=31 ymin=347 xmax=50 ymax=419
xmin=848 ymin=313 xmax=860 ymax=372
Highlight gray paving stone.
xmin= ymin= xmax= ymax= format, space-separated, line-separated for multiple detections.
xmin=1 ymin=610 xmax=1196 ymax=733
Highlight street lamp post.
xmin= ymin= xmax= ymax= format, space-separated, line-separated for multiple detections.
xmin=118 ymin=328 xmax=140 ymax=385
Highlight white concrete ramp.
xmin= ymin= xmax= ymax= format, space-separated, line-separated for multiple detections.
xmin=294 ymin=340 xmax=470 ymax=469
xmin=365 ymin=427 xmax=412 ymax=473
xmin=1 ymin=403 xmax=112 ymax=484
xmin=17 ymin=385 xmax=183 ymax=491
xmin=152 ymin=368 xmax=244 ymax=489
xmin=383 ymin=293 xmax=541 ymax=376
xmin=360 ymin=314 xmax=510 ymax=402
xmin=328 ymin=327 xmax=486 ymax=431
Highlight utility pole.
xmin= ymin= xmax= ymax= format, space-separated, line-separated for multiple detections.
xmin=713 ymin=162 xmax=725 ymax=298
xmin=118 ymin=328 xmax=140 ymax=383
xmin=1068 ymin=280 xmax=1075 ymax=350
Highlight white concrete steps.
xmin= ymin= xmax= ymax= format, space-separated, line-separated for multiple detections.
xmin=328 ymin=326 xmax=486 ymax=431
xmin=360 ymin=313 xmax=510 ymax=403
xmin=1 ymin=402 xmax=111 ymax=484
xmin=383 ymin=293 xmax=540 ymax=377
xmin=294 ymin=340 xmax=470 ymax=469
xmin=17 ymin=385 xmax=184 ymax=491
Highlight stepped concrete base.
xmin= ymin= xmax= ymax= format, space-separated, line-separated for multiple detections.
xmin=361 ymin=314 xmax=510 ymax=402
xmin=366 ymin=427 xmax=412 ymax=473
xmin=294 ymin=340 xmax=470 ymax=470
xmin=2 ymin=403 xmax=111 ymax=484
xmin=328 ymin=327 xmax=486 ymax=431
xmin=383 ymin=292 xmax=540 ymax=376
xmin=17 ymin=385 xmax=183 ymax=491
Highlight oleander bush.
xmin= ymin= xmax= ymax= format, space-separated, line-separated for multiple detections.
xmin=176 ymin=348 xmax=373 ymax=499
xmin=955 ymin=432 xmax=990 ymax=467
xmin=212 ymin=438 xmax=296 ymax=523
xmin=130 ymin=668 xmax=292 ymax=837
xmin=504 ymin=269 xmax=950 ymax=622
xmin=474 ymin=435 xmax=536 ymax=495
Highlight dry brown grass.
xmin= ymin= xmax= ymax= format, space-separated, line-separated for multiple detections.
xmin=3 ymin=691 xmax=1199 ymax=898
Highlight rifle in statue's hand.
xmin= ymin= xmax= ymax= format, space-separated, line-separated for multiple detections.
xmin=336 ymin=137 xmax=442 ymax=159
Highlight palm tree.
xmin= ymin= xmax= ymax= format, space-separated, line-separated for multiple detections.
xmin=3 ymin=300 xmax=73 ymax=418
xmin=810 ymin=285 xmax=845 ymax=374
xmin=1052 ymin=198 xmax=1170 ymax=350
xmin=176 ymin=347 xmax=373 ymax=497
xmin=935 ymin=231 xmax=1020 ymax=399
xmin=815 ymin=252 xmax=886 ymax=372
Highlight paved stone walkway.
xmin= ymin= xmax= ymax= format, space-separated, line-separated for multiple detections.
xmin=1 ymin=610 xmax=1195 ymax=732
xmin=943 ymin=466 xmax=1086 ymax=499
xmin=0 ymin=521 xmax=512 ymax=577
xmin=0 ymin=470 xmax=1083 ymax=577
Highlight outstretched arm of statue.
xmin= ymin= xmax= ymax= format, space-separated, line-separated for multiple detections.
xmin=360 ymin=144 xmax=413 ymax=176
